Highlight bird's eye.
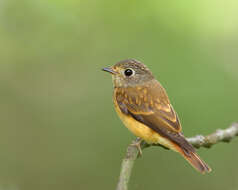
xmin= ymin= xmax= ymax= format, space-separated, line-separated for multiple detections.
xmin=124 ymin=68 xmax=134 ymax=77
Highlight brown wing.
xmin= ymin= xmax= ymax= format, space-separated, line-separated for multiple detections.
xmin=115 ymin=80 xmax=195 ymax=155
xmin=115 ymin=80 xmax=181 ymax=132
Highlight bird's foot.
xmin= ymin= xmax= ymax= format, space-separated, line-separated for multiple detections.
xmin=130 ymin=137 xmax=143 ymax=157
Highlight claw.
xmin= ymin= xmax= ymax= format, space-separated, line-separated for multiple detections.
xmin=130 ymin=137 xmax=143 ymax=157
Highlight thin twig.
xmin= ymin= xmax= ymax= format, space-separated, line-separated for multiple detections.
xmin=116 ymin=122 xmax=238 ymax=190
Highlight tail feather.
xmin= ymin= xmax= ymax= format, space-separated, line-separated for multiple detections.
xmin=179 ymin=148 xmax=211 ymax=174
xmin=168 ymin=133 xmax=211 ymax=174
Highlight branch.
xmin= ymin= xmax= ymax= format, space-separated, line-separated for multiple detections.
xmin=116 ymin=122 xmax=238 ymax=190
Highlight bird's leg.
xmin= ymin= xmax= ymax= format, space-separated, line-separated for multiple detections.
xmin=130 ymin=137 xmax=143 ymax=157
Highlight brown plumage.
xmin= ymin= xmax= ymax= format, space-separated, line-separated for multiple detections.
xmin=103 ymin=59 xmax=211 ymax=174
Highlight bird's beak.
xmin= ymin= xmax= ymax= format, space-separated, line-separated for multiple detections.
xmin=102 ymin=67 xmax=117 ymax=75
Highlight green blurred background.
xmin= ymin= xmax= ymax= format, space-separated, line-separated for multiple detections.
xmin=0 ymin=0 xmax=238 ymax=190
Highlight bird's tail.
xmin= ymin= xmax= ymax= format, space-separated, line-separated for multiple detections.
xmin=177 ymin=146 xmax=211 ymax=174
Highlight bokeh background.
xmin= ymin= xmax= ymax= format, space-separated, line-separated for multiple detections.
xmin=0 ymin=0 xmax=238 ymax=190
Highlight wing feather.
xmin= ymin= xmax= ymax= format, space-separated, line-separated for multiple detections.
xmin=115 ymin=82 xmax=181 ymax=133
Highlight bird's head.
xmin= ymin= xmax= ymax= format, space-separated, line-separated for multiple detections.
xmin=102 ymin=59 xmax=154 ymax=88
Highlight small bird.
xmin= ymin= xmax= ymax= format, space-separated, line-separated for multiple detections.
xmin=102 ymin=59 xmax=211 ymax=174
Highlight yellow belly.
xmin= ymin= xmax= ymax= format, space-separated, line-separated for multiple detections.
xmin=114 ymin=99 xmax=176 ymax=150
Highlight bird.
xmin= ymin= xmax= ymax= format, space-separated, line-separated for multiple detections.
xmin=102 ymin=59 xmax=211 ymax=174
